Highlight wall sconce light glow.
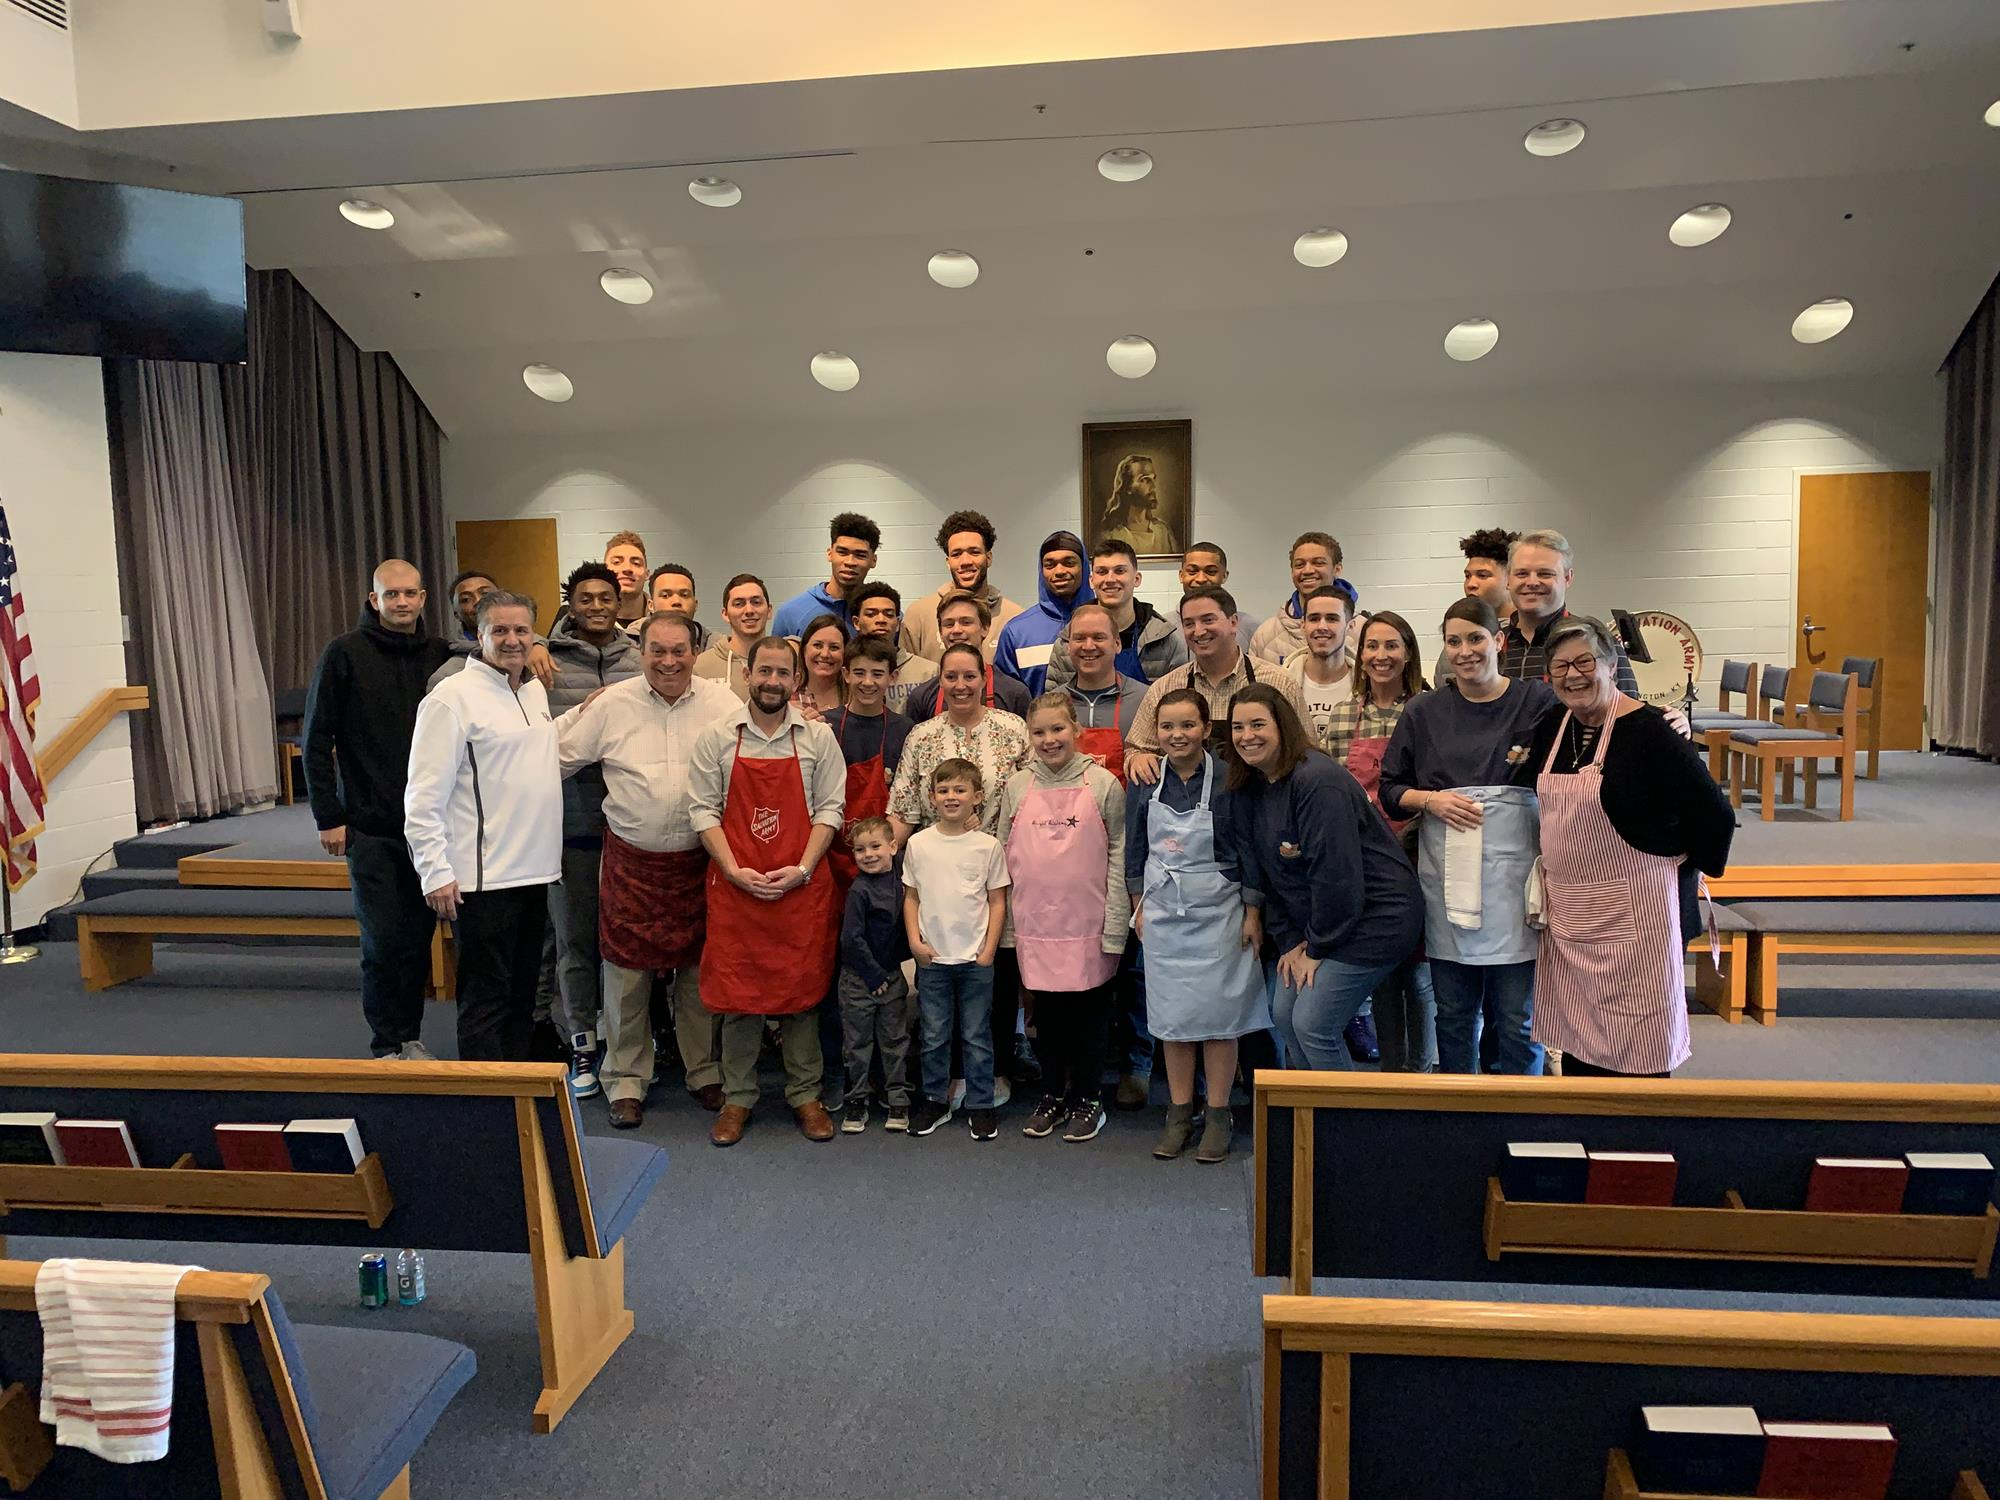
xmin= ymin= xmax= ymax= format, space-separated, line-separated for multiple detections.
xmin=1668 ymin=203 xmax=1732 ymax=248
xmin=688 ymin=175 xmax=743 ymax=207
xmin=522 ymin=364 xmax=574 ymax=402
xmin=811 ymin=351 xmax=861 ymax=392
xmin=1986 ymin=99 xmax=2000 ymax=127
xmin=1096 ymin=148 xmax=1154 ymax=183
xmin=1106 ymin=335 xmax=1157 ymax=379
xmin=598 ymin=268 xmax=655 ymax=305
xmin=927 ymin=251 xmax=981 ymax=289
xmin=1522 ymin=118 xmax=1587 ymax=157
xmin=1443 ymin=318 xmax=1500 ymax=362
xmin=338 ymin=199 xmax=394 ymax=230
xmin=1791 ymin=298 xmax=1854 ymax=345
xmin=1293 ymin=228 xmax=1350 ymax=268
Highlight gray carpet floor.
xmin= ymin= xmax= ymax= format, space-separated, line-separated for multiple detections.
xmin=1727 ymin=751 xmax=2000 ymax=865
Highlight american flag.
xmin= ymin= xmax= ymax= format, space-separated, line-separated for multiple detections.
xmin=1 ymin=503 xmax=45 ymax=893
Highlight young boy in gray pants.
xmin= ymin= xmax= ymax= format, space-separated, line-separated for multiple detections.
xmin=838 ymin=816 xmax=914 ymax=1134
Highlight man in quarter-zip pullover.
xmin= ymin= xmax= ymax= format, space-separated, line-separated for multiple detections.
xmin=406 ymin=591 xmax=562 ymax=1061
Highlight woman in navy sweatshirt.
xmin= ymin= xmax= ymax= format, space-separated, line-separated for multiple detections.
xmin=1225 ymin=684 xmax=1423 ymax=1071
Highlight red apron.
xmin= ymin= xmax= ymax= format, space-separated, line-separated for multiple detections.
xmin=598 ymin=832 xmax=709 ymax=972
xmin=1076 ymin=725 xmax=1127 ymax=785
xmin=1344 ymin=737 xmax=1410 ymax=838
xmin=698 ymin=726 xmax=839 ymax=1015
xmin=826 ymin=712 xmax=891 ymax=890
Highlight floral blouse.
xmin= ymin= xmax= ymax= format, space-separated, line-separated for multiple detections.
xmin=887 ymin=709 xmax=1030 ymax=834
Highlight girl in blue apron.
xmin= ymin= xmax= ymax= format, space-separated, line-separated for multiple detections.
xmin=1127 ymin=689 xmax=1269 ymax=1164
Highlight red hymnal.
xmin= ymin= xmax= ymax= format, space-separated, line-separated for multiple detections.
xmin=1585 ymin=1151 xmax=1678 ymax=1206
xmin=1756 ymin=1422 xmax=1897 ymax=1500
xmin=1805 ymin=1158 xmax=1908 ymax=1214
xmin=215 ymin=1123 xmax=294 ymax=1172
xmin=52 ymin=1119 xmax=140 ymax=1168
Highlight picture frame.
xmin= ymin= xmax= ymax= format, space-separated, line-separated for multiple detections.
xmin=1080 ymin=418 xmax=1192 ymax=561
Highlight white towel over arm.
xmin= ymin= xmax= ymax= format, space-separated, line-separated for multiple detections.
xmin=36 ymin=1258 xmax=204 ymax=1463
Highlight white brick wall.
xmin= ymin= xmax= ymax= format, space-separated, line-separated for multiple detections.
xmin=0 ymin=352 xmax=137 ymax=928
xmin=446 ymin=374 xmax=1940 ymax=699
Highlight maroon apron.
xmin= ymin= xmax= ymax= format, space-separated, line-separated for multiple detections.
xmin=827 ymin=713 xmax=890 ymax=892
xmin=598 ymin=831 xmax=708 ymax=972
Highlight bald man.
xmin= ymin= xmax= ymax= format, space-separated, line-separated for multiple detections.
xmin=304 ymin=559 xmax=458 ymax=1059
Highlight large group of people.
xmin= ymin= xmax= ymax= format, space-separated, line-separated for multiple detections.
xmin=303 ymin=509 xmax=1736 ymax=1160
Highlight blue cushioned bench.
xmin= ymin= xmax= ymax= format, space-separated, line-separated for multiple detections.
xmin=0 ymin=1258 xmax=473 ymax=1500
xmin=1691 ymin=903 xmax=1753 ymax=1022
xmin=0 ymin=1056 xmax=665 ymax=1433
xmin=1723 ymin=897 xmax=2000 ymax=1024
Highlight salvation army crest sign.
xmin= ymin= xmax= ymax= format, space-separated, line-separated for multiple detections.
xmin=751 ymin=806 xmax=782 ymax=843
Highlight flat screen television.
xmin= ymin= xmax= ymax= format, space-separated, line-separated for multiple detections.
xmin=0 ymin=167 xmax=247 ymax=363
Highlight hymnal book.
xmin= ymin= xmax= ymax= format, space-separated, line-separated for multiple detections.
xmin=1633 ymin=1406 xmax=1766 ymax=1496
xmin=1902 ymin=1152 xmax=1996 ymax=1217
xmin=1586 ymin=1151 xmax=1678 ymax=1206
xmin=1756 ymin=1421 xmax=1897 ymax=1500
xmin=52 ymin=1119 xmax=140 ymax=1168
xmin=1499 ymin=1142 xmax=1588 ymax=1203
xmin=1804 ymin=1158 xmax=1908 ymax=1215
xmin=215 ymin=1123 xmax=294 ymax=1173
xmin=0 ymin=1111 xmax=63 ymax=1166
xmin=283 ymin=1118 xmax=363 ymax=1173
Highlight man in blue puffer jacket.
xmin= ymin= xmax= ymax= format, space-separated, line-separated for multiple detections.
xmin=992 ymin=529 xmax=1094 ymax=696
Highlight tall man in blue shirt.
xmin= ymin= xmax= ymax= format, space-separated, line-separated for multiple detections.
xmin=770 ymin=513 xmax=881 ymax=637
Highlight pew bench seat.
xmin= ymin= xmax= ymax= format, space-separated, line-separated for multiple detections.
xmin=1725 ymin=898 xmax=2000 ymax=1024
xmin=286 ymin=1317 xmax=477 ymax=1500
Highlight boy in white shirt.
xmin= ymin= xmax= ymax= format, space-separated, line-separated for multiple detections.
xmin=902 ymin=758 xmax=1010 ymax=1141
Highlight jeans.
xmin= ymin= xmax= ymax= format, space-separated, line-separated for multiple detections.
xmin=1272 ymin=953 xmax=1403 ymax=1071
xmin=1035 ymin=981 xmax=1113 ymax=1106
xmin=1431 ymin=958 xmax=1543 ymax=1075
xmin=719 ymin=1011 xmax=822 ymax=1110
xmin=1372 ymin=955 xmax=1437 ymax=1073
xmin=917 ymin=961 xmax=996 ymax=1109
xmin=548 ymin=843 xmax=604 ymax=1034
xmin=840 ymin=969 xmax=914 ymax=1109
xmin=345 ymin=831 xmax=435 ymax=1055
xmin=454 ymin=885 xmax=551 ymax=1061
xmin=1114 ymin=942 xmax=1153 ymax=1079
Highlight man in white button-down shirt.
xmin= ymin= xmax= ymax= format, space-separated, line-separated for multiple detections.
xmin=558 ymin=613 xmax=738 ymax=1127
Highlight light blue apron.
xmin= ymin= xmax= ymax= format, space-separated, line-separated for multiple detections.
xmin=1139 ymin=755 xmax=1271 ymax=1041
xmin=1417 ymin=784 xmax=1541 ymax=966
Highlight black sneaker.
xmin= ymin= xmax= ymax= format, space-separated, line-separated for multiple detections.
xmin=841 ymin=1100 xmax=869 ymax=1135
xmin=1062 ymin=1100 xmax=1107 ymax=1143
xmin=883 ymin=1105 xmax=911 ymax=1133
xmin=1022 ymin=1095 xmax=1065 ymax=1138
xmin=910 ymin=1098 xmax=953 ymax=1137
xmin=967 ymin=1108 xmax=998 ymax=1141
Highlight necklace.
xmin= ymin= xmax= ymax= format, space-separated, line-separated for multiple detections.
xmin=1566 ymin=715 xmax=1602 ymax=768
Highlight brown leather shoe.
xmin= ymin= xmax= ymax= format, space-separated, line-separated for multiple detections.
xmin=794 ymin=1100 xmax=836 ymax=1142
xmin=608 ymin=1098 xmax=643 ymax=1130
xmin=710 ymin=1104 xmax=751 ymax=1147
xmin=689 ymin=1083 xmax=726 ymax=1113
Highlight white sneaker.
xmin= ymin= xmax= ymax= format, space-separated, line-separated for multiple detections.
xmin=992 ymin=1076 xmax=1012 ymax=1108
xmin=949 ymin=1077 xmax=968 ymax=1112
xmin=398 ymin=1041 xmax=437 ymax=1061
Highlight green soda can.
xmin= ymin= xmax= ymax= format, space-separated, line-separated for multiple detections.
xmin=358 ymin=1253 xmax=389 ymax=1308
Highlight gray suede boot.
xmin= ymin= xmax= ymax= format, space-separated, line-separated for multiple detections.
xmin=1153 ymin=1102 xmax=1198 ymax=1160
xmin=1194 ymin=1104 xmax=1234 ymax=1164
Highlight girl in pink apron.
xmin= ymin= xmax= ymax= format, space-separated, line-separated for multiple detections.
xmin=996 ymin=691 xmax=1132 ymax=1144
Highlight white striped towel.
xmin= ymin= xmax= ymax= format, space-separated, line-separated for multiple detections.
xmin=35 ymin=1258 xmax=203 ymax=1463
xmin=1443 ymin=815 xmax=1484 ymax=928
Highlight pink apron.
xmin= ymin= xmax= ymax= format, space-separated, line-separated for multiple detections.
xmin=1531 ymin=710 xmax=1691 ymax=1073
xmin=1005 ymin=781 xmax=1119 ymax=992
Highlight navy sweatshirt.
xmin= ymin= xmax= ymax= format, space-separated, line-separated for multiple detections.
xmin=840 ymin=868 xmax=911 ymax=991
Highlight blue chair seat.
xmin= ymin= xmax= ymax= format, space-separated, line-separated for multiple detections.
xmin=1727 ymin=723 xmax=1841 ymax=745
xmin=584 ymin=1136 xmax=667 ymax=1253
xmin=1690 ymin=710 xmax=1747 ymax=725
xmin=289 ymin=1322 xmax=476 ymax=1500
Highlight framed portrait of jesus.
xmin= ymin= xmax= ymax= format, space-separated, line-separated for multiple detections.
xmin=1081 ymin=418 xmax=1192 ymax=561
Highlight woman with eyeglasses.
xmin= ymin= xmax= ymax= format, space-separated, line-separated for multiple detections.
xmin=1526 ymin=616 xmax=1734 ymax=1077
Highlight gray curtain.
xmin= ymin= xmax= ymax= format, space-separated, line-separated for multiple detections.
xmin=1935 ymin=273 xmax=2000 ymax=758
xmin=106 ymin=361 xmax=278 ymax=818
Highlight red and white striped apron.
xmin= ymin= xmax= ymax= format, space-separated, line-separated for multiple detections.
xmin=1530 ymin=708 xmax=1690 ymax=1074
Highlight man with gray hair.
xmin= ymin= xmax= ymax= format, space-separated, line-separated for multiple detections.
xmin=1501 ymin=529 xmax=1640 ymax=694
xmin=405 ymin=591 xmax=564 ymax=1060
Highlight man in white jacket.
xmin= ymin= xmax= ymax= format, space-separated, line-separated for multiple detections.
xmin=405 ymin=591 xmax=562 ymax=1060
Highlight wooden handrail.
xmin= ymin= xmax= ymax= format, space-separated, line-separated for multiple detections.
xmin=0 ymin=1260 xmax=267 ymax=1324
xmin=33 ymin=685 xmax=149 ymax=785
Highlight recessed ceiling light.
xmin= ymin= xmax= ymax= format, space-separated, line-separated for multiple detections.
xmin=598 ymin=268 xmax=654 ymax=305
xmin=1523 ymin=118 xmax=1587 ymax=157
xmin=1668 ymin=203 xmax=1732 ymax=248
xmin=522 ymin=364 xmax=574 ymax=402
xmin=1292 ymin=229 xmax=1350 ymax=268
xmin=811 ymin=351 xmax=860 ymax=392
xmin=1986 ymin=99 xmax=2000 ymax=127
xmin=688 ymin=175 xmax=742 ymax=207
xmin=338 ymin=198 xmax=394 ymax=230
xmin=1443 ymin=318 xmax=1500 ymax=362
xmin=1097 ymin=148 xmax=1153 ymax=183
xmin=927 ymin=250 xmax=980 ymax=289
xmin=1106 ymin=335 xmax=1157 ymax=379
xmin=1791 ymin=298 xmax=1854 ymax=345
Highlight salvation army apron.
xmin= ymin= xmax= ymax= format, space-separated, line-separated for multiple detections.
xmin=1416 ymin=785 xmax=1540 ymax=966
xmin=1343 ymin=734 xmax=1412 ymax=839
xmin=826 ymin=712 xmax=891 ymax=891
xmin=1075 ymin=698 xmax=1127 ymax=786
xmin=698 ymin=727 xmax=838 ymax=1014
xmin=1004 ymin=779 xmax=1119 ymax=992
xmin=598 ymin=832 xmax=708 ymax=972
xmin=1530 ymin=711 xmax=1690 ymax=1073
xmin=1138 ymin=756 xmax=1269 ymax=1041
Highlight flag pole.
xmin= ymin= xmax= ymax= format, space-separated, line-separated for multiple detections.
xmin=0 ymin=751 xmax=38 ymax=965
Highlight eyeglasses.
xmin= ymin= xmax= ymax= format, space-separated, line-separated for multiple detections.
xmin=1549 ymin=655 xmax=1600 ymax=680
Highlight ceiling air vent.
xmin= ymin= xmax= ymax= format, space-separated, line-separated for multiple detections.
xmin=5 ymin=0 xmax=67 ymax=28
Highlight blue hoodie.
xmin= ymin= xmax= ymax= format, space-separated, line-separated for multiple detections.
xmin=993 ymin=529 xmax=1095 ymax=696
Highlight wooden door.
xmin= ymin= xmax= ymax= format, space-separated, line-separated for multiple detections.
xmin=454 ymin=519 xmax=561 ymax=634
xmin=1795 ymin=471 xmax=1930 ymax=749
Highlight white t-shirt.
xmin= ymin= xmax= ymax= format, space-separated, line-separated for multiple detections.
xmin=902 ymin=825 xmax=1010 ymax=965
xmin=1297 ymin=665 xmax=1354 ymax=737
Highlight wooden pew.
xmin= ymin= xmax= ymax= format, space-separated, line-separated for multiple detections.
xmin=1260 ymin=1294 xmax=2000 ymax=1500
xmin=0 ymin=1056 xmax=664 ymax=1433
xmin=1253 ymin=1073 xmax=2000 ymax=1299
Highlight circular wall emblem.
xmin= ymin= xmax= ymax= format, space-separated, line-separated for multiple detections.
xmin=1626 ymin=612 xmax=1704 ymax=707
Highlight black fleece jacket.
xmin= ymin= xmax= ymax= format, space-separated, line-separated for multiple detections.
xmin=303 ymin=607 xmax=456 ymax=838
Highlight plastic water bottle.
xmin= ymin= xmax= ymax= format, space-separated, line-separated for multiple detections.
xmin=394 ymin=1248 xmax=427 ymax=1307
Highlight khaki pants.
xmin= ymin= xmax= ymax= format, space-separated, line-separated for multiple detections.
xmin=719 ymin=1012 xmax=822 ymax=1111
xmin=599 ymin=963 xmax=718 ymax=1103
